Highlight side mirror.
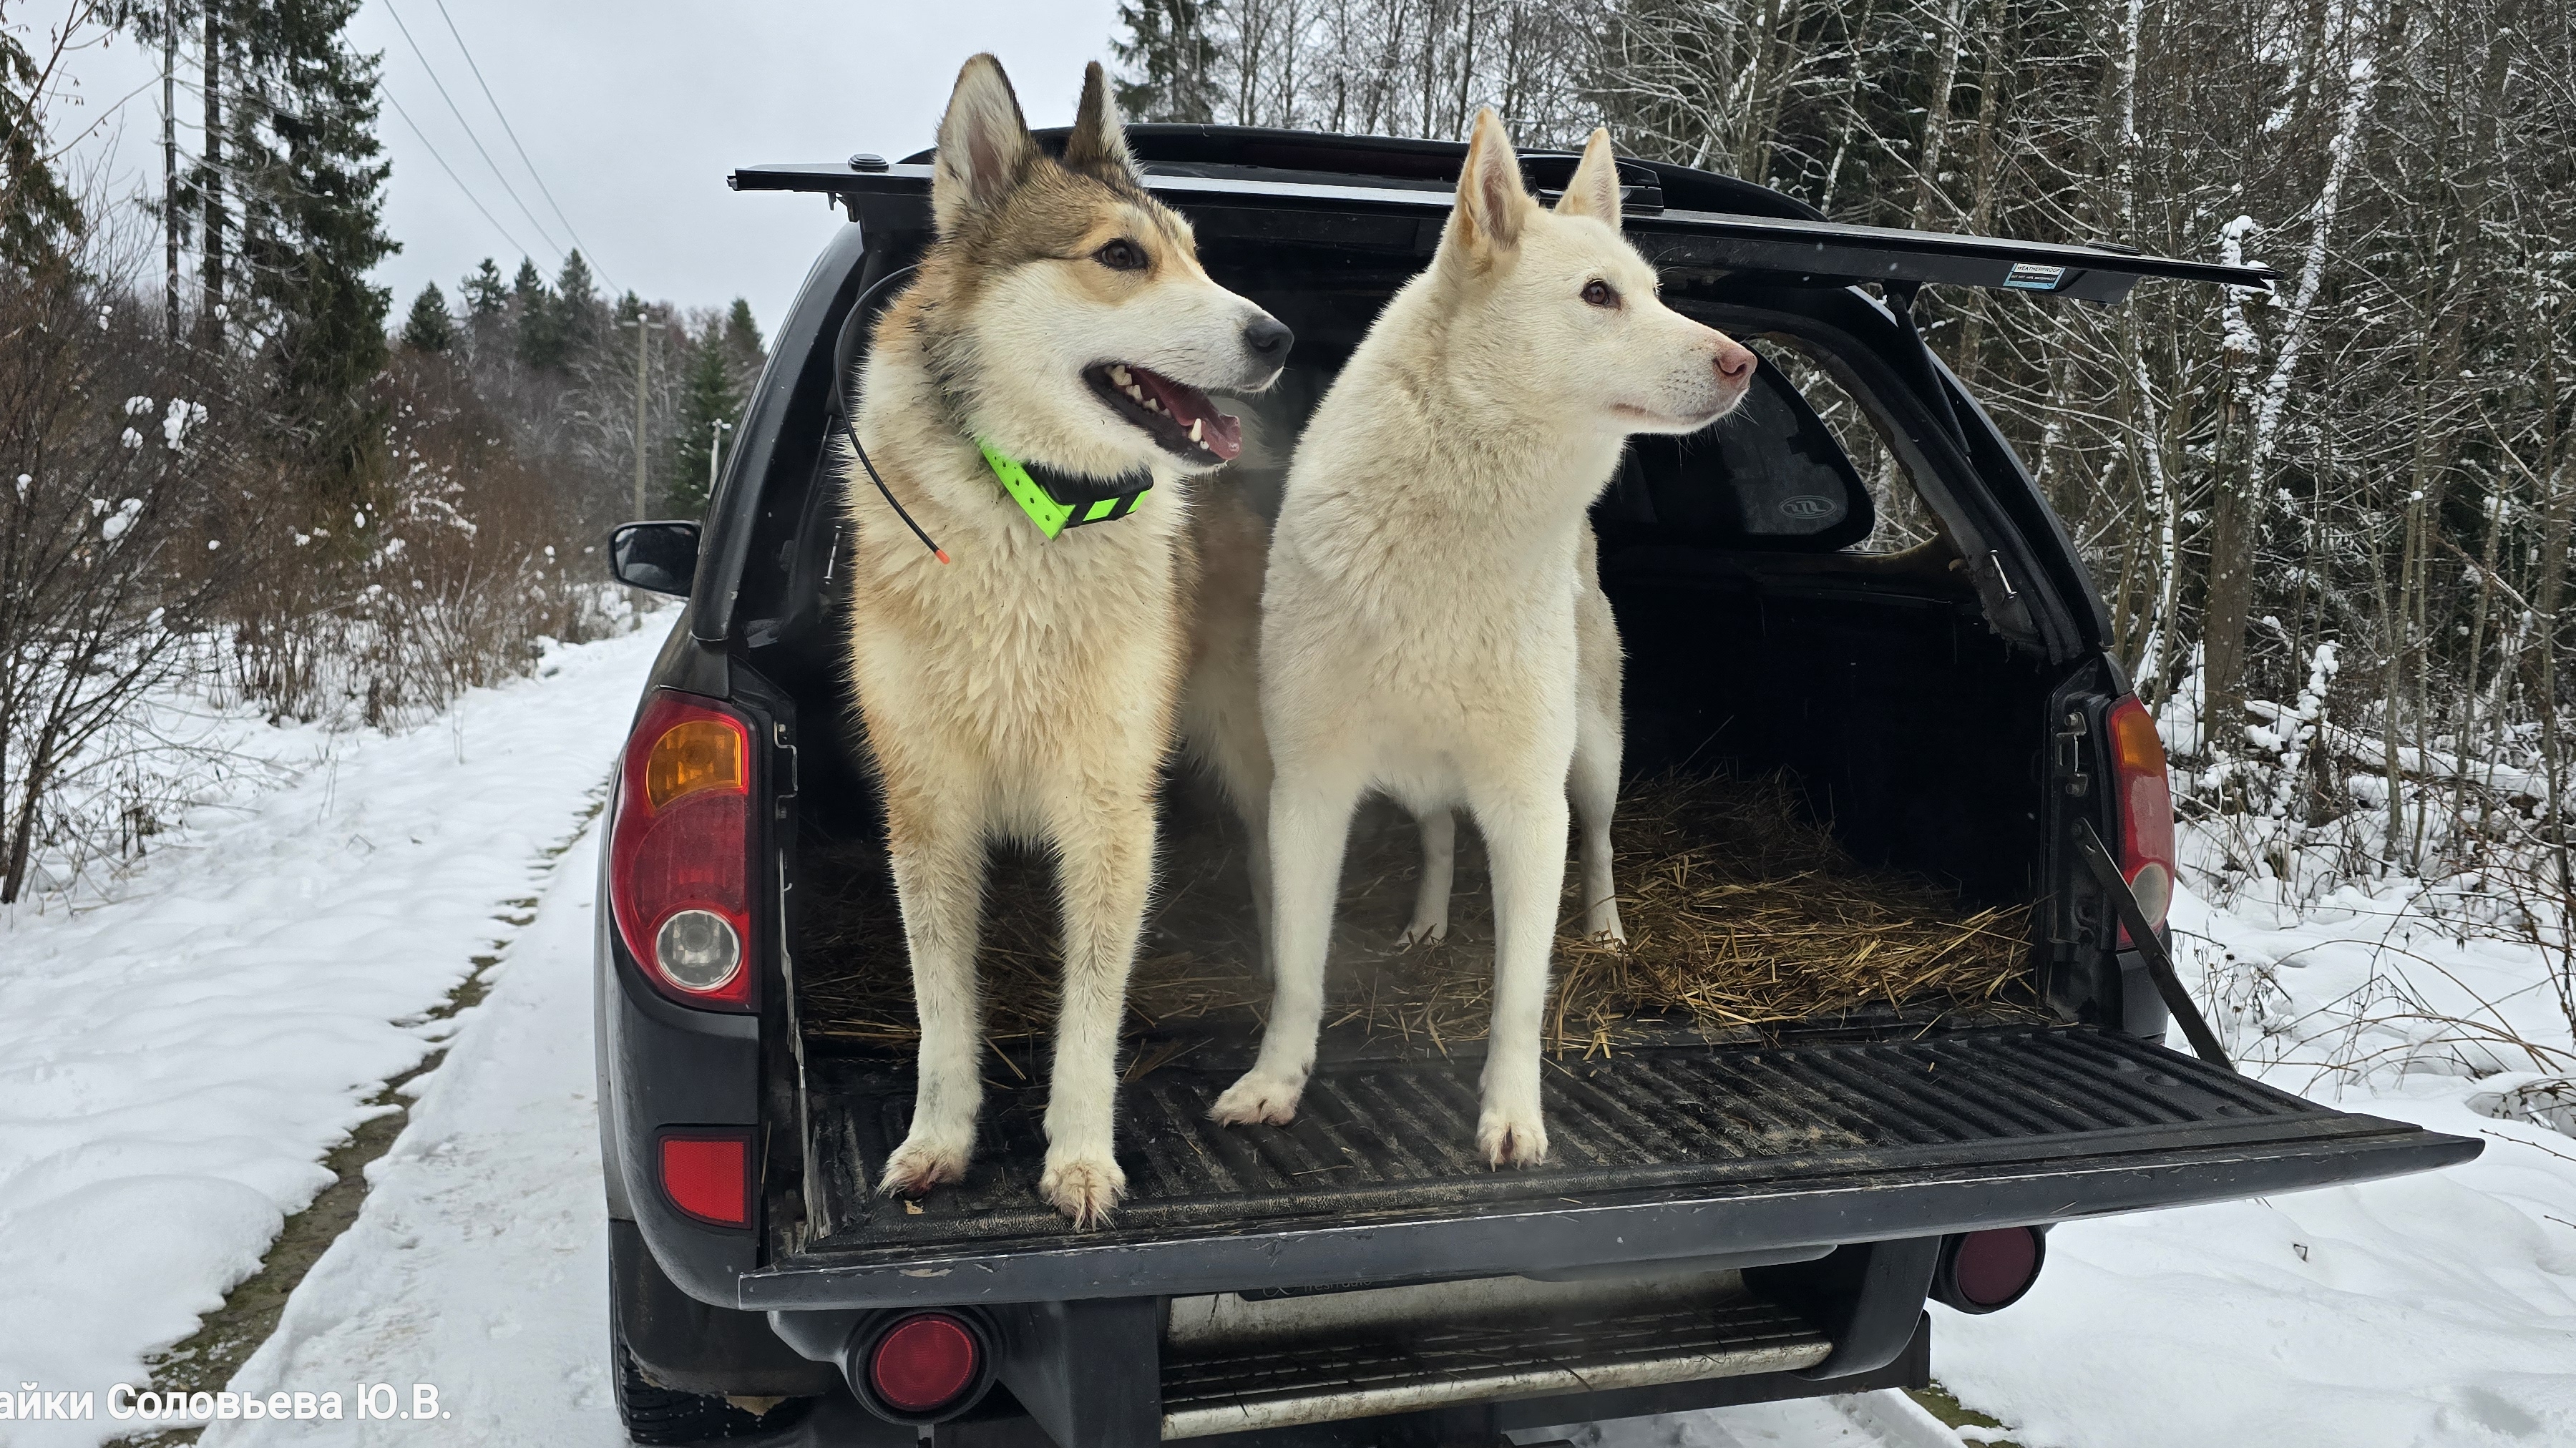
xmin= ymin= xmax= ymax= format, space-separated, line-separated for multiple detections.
xmin=609 ymin=522 xmax=701 ymax=597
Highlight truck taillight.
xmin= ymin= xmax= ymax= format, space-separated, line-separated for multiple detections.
xmin=2107 ymin=695 xmax=2174 ymax=941
xmin=611 ymin=692 xmax=755 ymax=1009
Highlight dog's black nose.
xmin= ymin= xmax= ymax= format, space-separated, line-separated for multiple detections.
xmin=1243 ymin=316 xmax=1294 ymax=362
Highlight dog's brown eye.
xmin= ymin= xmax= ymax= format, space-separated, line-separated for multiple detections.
xmin=1582 ymin=280 xmax=1619 ymax=308
xmin=1096 ymin=239 xmax=1146 ymax=272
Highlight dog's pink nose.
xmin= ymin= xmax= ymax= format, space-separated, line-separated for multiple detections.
xmin=1715 ymin=342 xmax=1757 ymax=382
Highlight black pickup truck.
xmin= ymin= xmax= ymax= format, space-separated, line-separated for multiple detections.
xmin=595 ymin=126 xmax=2477 ymax=1447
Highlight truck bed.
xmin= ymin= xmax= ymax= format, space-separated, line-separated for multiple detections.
xmin=750 ymin=1023 xmax=2475 ymax=1308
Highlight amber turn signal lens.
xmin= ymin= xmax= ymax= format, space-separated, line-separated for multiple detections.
xmin=2109 ymin=698 xmax=2167 ymax=776
xmin=645 ymin=718 xmax=746 ymax=809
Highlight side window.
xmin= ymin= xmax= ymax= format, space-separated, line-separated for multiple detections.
xmin=1593 ymin=333 xmax=1938 ymax=555
xmin=1756 ymin=339 xmax=1940 ymax=554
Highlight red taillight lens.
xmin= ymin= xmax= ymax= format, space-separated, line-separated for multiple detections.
xmin=869 ymin=1314 xmax=980 ymax=1414
xmin=610 ymin=692 xmax=755 ymax=1009
xmin=658 ymin=1133 xmax=750 ymax=1227
xmin=2107 ymin=695 xmax=2175 ymax=942
xmin=1935 ymin=1226 xmax=2046 ymax=1314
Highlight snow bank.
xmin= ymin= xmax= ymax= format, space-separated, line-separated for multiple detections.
xmin=0 ymin=623 xmax=665 ymax=1445
xmin=1933 ymin=858 xmax=2576 ymax=1447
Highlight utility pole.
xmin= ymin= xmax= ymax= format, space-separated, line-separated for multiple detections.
xmin=162 ymin=0 xmax=177 ymax=342
xmin=622 ymin=313 xmax=664 ymax=519
xmin=708 ymin=419 xmax=733 ymax=502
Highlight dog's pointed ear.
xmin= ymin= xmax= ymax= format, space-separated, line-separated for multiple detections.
xmin=1444 ymin=108 xmax=1530 ymax=268
xmin=1063 ymin=61 xmax=1134 ymax=177
xmin=1555 ymin=128 xmax=1623 ymax=227
xmin=932 ymin=54 xmax=1034 ymax=237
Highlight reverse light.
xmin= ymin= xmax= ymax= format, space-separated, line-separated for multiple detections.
xmin=863 ymin=1313 xmax=985 ymax=1418
xmin=610 ymin=692 xmax=755 ymax=1009
xmin=2106 ymin=695 xmax=2175 ymax=942
xmin=657 ymin=1132 xmax=751 ymax=1228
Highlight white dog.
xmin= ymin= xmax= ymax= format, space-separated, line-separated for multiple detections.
xmin=1211 ymin=112 xmax=1756 ymax=1165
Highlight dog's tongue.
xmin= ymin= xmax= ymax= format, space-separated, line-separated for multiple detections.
xmin=1135 ymin=366 xmax=1244 ymax=461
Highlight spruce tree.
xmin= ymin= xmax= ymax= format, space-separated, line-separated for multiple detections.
xmin=462 ymin=258 xmax=507 ymax=317
xmin=227 ymin=0 xmax=399 ymax=489
xmin=665 ymin=324 xmax=743 ymax=519
xmin=1111 ymin=0 xmax=1220 ymax=123
xmin=553 ymin=250 xmax=604 ymax=360
xmin=512 ymin=257 xmax=562 ymax=371
xmin=1 ymin=22 xmax=83 ymax=270
xmin=721 ymin=297 xmax=765 ymax=393
xmin=401 ymin=282 xmax=455 ymax=352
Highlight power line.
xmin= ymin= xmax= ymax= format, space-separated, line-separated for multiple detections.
xmin=382 ymin=87 xmax=533 ymax=263
xmin=381 ymin=0 xmax=565 ymax=264
xmin=429 ymin=0 xmax=615 ymax=292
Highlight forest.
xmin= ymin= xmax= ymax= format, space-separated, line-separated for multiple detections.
xmin=0 ymin=0 xmax=760 ymax=902
xmin=1115 ymin=0 xmax=2576 ymax=945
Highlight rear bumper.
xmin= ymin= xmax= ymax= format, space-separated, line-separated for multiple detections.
xmin=741 ymin=1110 xmax=2470 ymax=1310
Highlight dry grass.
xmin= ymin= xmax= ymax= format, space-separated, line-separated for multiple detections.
xmin=796 ymin=771 xmax=2038 ymax=1059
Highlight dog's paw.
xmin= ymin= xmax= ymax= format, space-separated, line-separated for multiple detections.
xmin=878 ymin=1132 xmax=972 ymax=1199
xmin=1477 ymin=1105 xmax=1550 ymax=1168
xmin=1209 ymin=1067 xmax=1307 ymax=1127
xmin=1038 ymin=1150 xmax=1126 ymax=1230
xmin=1397 ymin=916 xmax=1448 ymax=949
xmin=1581 ymin=906 xmax=1626 ymax=944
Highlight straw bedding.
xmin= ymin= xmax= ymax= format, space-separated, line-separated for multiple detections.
xmin=796 ymin=770 xmax=2039 ymax=1062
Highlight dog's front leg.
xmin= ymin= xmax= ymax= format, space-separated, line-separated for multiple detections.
xmin=879 ymin=796 xmax=988 ymax=1199
xmin=1472 ymin=783 xmax=1569 ymax=1167
xmin=1212 ymin=770 xmax=1362 ymax=1126
xmin=1039 ymin=786 xmax=1157 ymax=1228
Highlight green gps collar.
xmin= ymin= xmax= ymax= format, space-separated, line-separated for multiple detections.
xmin=977 ymin=439 xmax=1151 ymax=539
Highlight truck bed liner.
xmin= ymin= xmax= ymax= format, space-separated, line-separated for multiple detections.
xmin=758 ymin=1025 xmax=2474 ymax=1308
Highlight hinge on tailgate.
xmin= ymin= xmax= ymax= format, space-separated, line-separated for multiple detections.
xmin=771 ymin=720 xmax=800 ymax=808
xmin=2054 ymin=710 xmax=2091 ymax=798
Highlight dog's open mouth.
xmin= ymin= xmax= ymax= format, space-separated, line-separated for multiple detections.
xmin=1085 ymin=363 xmax=1244 ymax=462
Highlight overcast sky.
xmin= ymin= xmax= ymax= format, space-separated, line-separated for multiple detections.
xmin=38 ymin=0 xmax=1123 ymax=334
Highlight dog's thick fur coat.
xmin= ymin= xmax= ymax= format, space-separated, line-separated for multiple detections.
xmin=1212 ymin=113 xmax=1757 ymax=1164
xmin=841 ymin=55 xmax=1285 ymax=1226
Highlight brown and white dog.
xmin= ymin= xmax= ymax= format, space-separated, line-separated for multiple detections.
xmin=840 ymin=55 xmax=1289 ymax=1226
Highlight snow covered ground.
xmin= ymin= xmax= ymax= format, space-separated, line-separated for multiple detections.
xmin=203 ymin=827 xmax=624 ymax=1447
xmin=6 ymin=627 xmax=2572 ymax=1446
xmin=0 ymin=624 xmax=663 ymax=1447
xmin=1933 ymin=871 xmax=2576 ymax=1448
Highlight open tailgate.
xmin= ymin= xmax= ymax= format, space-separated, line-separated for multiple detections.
xmin=730 ymin=157 xmax=2273 ymax=305
xmin=749 ymin=1025 xmax=2473 ymax=1310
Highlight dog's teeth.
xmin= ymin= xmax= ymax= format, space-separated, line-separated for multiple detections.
xmin=1125 ymin=383 xmax=1145 ymax=401
xmin=1146 ymin=398 xmax=1162 ymax=413
xmin=1189 ymin=419 xmax=1204 ymax=442
xmin=1110 ymin=365 xmax=1131 ymax=386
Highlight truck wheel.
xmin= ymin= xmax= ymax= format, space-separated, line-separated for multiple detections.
xmin=613 ymin=1302 xmax=813 ymax=1444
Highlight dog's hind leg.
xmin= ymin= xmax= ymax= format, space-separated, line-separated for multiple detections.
xmin=1212 ymin=767 xmax=1363 ymax=1127
xmin=1400 ymin=809 xmax=1455 ymax=947
xmin=1470 ymin=781 xmax=1569 ymax=1168
xmin=1568 ymin=701 xmax=1624 ymax=942
xmin=879 ymin=796 xmax=988 ymax=1200
xmin=1571 ymin=532 xmax=1626 ymax=942
xmin=1038 ymin=780 xmax=1158 ymax=1228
